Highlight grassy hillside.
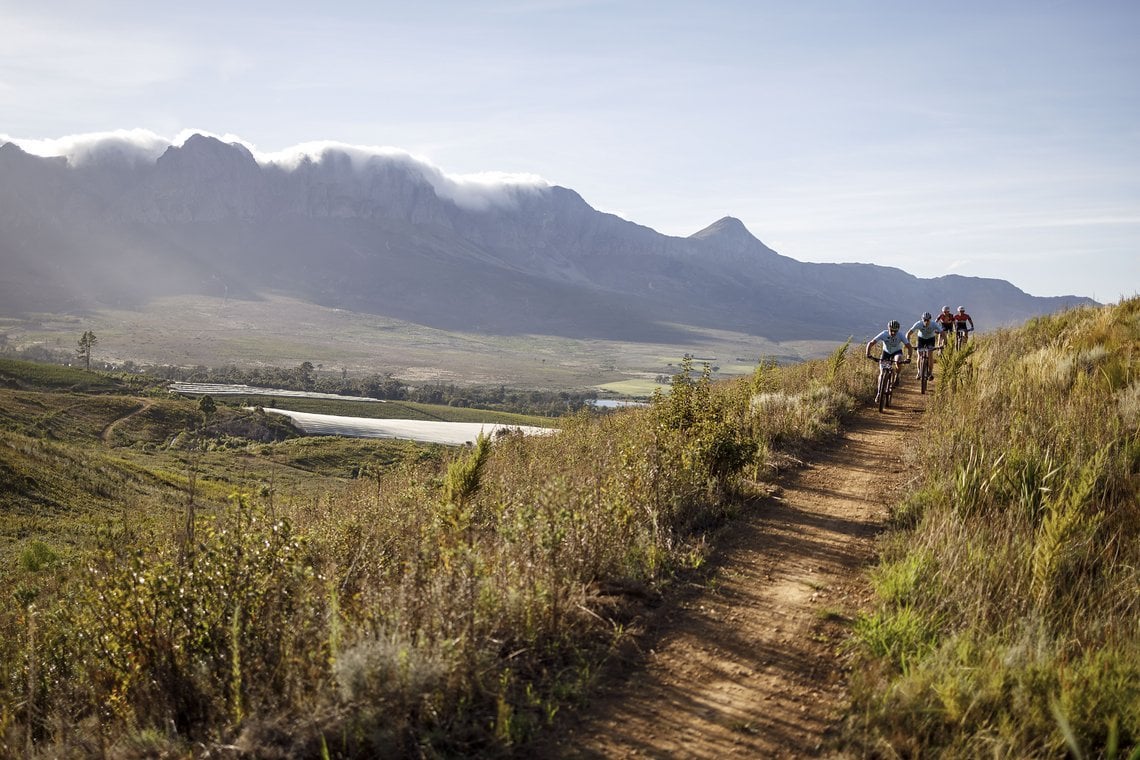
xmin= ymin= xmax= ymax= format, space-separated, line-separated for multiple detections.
xmin=0 ymin=346 xmax=870 ymax=757
xmin=844 ymin=297 xmax=1140 ymax=757
xmin=0 ymin=370 xmax=448 ymax=580
xmin=0 ymin=357 xmax=140 ymax=393
xmin=0 ymin=360 xmax=557 ymax=575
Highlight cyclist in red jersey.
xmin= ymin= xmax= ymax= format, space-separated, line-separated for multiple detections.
xmin=953 ymin=306 xmax=975 ymax=344
xmin=936 ymin=306 xmax=955 ymax=347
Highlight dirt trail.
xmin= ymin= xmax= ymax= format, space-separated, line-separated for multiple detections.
xmin=100 ymin=399 xmax=155 ymax=443
xmin=545 ymin=379 xmax=927 ymax=759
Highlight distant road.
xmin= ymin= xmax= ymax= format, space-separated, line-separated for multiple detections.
xmin=262 ymin=408 xmax=555 ymax=446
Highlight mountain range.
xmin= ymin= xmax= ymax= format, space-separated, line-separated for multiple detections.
xmin=0 ymin=133 xmax=1095 ymax=345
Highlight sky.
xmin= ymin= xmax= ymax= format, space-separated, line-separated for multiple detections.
xmin=2 ymin=0 xmax=1137 ymax=303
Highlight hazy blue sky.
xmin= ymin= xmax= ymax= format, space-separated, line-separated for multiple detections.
xmin=2 ymin=0 xmax=1137 ymax=302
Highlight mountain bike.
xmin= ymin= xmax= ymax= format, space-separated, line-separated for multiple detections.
xmin=954 ymin=327 xmax=973 ymax=350
xmin=916 ymin=345 xmax=942 ymax=395
xmin=868 ymin=353 xmax=908 ymax=412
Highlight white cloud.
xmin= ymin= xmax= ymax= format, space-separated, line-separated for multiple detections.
xmin=0 ymin=129 xmax=551 ymax=210
xmin=0 ymin=128 xmax=171 ymax=166
xmin=229 ymin=139 xmax=549 ymax=210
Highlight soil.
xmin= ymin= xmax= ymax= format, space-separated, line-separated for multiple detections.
xmin=540 ymin=378 xmax=927 ymax=759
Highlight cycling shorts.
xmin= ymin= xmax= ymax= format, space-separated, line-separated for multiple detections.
xmin=917 ymin=336 xmax=937 ymax=349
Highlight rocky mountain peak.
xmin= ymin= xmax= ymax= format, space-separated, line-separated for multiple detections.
xmin=689 ymin=216 xmax=755 ymax=242
xmin=687 ymin=215 xmax=788 ymax=268
xmin=156 ymin=134 xmax=258 ymax=176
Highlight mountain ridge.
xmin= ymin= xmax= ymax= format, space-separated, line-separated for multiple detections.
xmin=0 ymin=133 xmax=1096 ymax=344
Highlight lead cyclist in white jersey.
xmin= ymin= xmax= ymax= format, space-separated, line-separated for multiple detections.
xmin=865 ymin=319 xmax=914 ymax=369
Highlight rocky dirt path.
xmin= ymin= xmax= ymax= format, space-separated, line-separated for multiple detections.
xmin=543 ymin=378 xmax=927 ymax=759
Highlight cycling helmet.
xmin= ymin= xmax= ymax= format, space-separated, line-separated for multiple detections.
xmin=958 ymin=306 xmax=966 ymax=313
xmin=888 ymin=320 xmax=900 ymax=331
xmin=922 ymin=312 xmax=932 ymax=321
xmin=942 ymin=306 xmax=951 ymax=314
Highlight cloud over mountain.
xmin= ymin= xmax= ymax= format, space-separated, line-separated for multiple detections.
xmin=0 ymin=130 xmax=551 ymax=211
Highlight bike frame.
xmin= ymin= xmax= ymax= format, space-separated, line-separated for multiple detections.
xmin=916 ymin=345 xmax=940 ymax=394
xmin=871 ymin=353 xmax=899 ymax=412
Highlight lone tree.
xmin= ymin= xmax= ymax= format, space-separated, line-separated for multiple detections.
xmin=76 ymin=330 xmax=98 ymax=370
xmin=299 ymin=361 xmax=315 ymax=389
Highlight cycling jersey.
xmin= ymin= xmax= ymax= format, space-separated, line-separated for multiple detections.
xmin=954 ymin=312 xmax=973 ymax=330
xmin=936 ymin=313 xmax=955 ymax=329
xmin=909 ymin=320 xmax=941 ymax=341
xmin=870 ymin=329 xmax=912 ymax=356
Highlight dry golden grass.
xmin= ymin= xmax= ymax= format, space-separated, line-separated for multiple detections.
xmin=847 ymin=297 xmax=1140 ymax=758
xmin=1 ymin=349 xmax=873 ymax=757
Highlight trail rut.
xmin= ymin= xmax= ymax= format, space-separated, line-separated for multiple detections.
xmin=544 ymin=378 xmax=927 ymax=758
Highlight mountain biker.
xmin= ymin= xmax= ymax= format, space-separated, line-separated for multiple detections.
xmin=865 ymin=320 xmax=913 ymax=400
xmin=936 ymin=306 xmax=955 ymax=347
xmin=953 ymin=306 xmax=975 ymax=344
xmin=907 ymin=312 xmax=941 ymax=379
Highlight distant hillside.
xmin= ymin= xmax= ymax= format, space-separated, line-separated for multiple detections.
xmin=0 ymin=134 xmax=1095 ymax=343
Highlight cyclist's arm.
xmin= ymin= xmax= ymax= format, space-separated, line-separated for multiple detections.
xmin=864 ymin=338 xmax=876 ymax=358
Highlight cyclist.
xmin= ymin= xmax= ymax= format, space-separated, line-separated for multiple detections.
xmin=935 ymin=306 xmax=955 ymax=347
xmin=865 ymin=320 xmax=913 ymax=401
xmin=907 ymin=312 xmax=941 ymax=379
xmin=953 ymin=306 xmax=975 ymax=345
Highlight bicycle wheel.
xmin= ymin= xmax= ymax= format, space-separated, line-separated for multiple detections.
xmin=920 ymin=354 xmax=928 ymax=394
xmin=877 ymin=370 xmax=887 ymax=413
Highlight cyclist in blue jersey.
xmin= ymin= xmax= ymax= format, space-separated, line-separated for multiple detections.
xmin=865 ymin=320 xmax=914 ymax=365
xmin=907 ymin=312 xmax=942 ymax=379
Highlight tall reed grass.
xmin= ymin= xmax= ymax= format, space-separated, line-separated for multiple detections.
xmin=846 ymin=297 xmax=1140 ymax=758
xmin=1 ymin=351 xmax=870 ymax=757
